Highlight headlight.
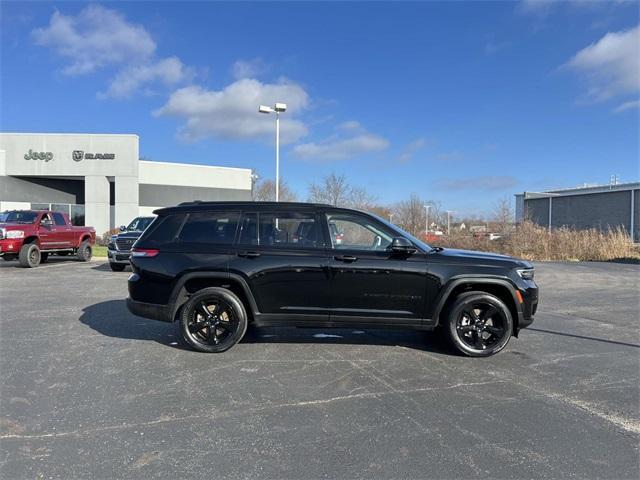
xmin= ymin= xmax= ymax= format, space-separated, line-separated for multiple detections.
xmin=6 ymin=230 xmax=25 ymax=239
xmin=517 ymin=268 xmax=534 ymax=280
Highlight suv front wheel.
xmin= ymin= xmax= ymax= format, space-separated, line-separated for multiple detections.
xmin=443 ymin=292 xmax=513 ymax=357
xmin=179 ymin=287 xmax=248 ymax=353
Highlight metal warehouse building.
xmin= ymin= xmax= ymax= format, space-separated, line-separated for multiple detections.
xmin=515 ymin=182 xmax=640 ymax=242
xmin=0 ymin=133 xmax=252 ymax=235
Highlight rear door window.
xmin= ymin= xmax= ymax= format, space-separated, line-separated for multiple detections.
xmin=179 ymin=212 xmax=239 ymax=245
xmin=238 ymin=211 xmax=321 ymax=249
xmin=137 ymin=214 xmax=185 ymax=247
xmin=52 ymin=212 xmax=67 ymax=226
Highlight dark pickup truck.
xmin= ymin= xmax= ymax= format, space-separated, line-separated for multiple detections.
xmin=107 ymin=216 xmax=155 ymax=271
xmin=0 ymin=210 xmax=96 ymax=267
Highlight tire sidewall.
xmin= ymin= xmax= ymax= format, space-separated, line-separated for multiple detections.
xmin=445 ymin=292 xmax=513 ymax=357
xmin=77 ymin=241 xmax=92 ymax=262
xmin=19 ymin=243 xmax=41 ymax=268
xmin=180 ymin=287 xmax=248 ymax=353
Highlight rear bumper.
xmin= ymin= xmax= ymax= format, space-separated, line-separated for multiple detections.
xmin=126 ymin=297 xmax=172 ymax=323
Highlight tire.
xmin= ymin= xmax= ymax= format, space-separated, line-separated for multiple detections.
xmin=76 ymin=241 xmax=92 ymax=262
xmin=109 ymin=263 xmax=126 ymax=272
xmin=180 ymin=287 xmax=248 ymax=353
xmin=19 ymin=243 xmax=41 ymax=268
xmin=40 ymin=252 xmax=49 ymax=263
xmin=442 ymin=292 xmax=513 ymax=357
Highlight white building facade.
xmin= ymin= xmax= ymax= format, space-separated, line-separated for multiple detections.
xmin=0 ymin=133 xmax=252 ymax=235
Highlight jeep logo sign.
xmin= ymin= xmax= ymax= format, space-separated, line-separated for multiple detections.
xmin=24 ymin=149 xmax=53 ymax=162
xmin=72 ymin=151 xmax=116 ymax=161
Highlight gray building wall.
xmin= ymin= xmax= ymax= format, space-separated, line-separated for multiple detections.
xmin=0 ymin=176 xmax=84 ymax=204
xmin=138 ymin=184 xmax=251 ymax=207
xmin=523 ymin=188 xmax=639 ymax=242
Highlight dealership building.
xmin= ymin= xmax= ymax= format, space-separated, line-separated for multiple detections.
xmin=515 ymin=182 xmax=639 ymax=242
xmin=0 ymin=133 xmax=252 ymax=234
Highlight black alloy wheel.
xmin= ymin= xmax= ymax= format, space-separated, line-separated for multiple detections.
xmin=444 ymin=292 xmax=513 ymax=357
xmin=180 ymin=287 xmax=247 ymax=353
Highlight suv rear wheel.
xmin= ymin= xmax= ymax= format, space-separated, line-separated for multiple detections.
xmin=179 ymin=287 xmax=248 ymax=353
xmin=443 ymin=292 xmax=513 ymax=357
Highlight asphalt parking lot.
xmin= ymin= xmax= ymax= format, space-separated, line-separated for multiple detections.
xmin=0 ymin=258 xmax=638 ymax=479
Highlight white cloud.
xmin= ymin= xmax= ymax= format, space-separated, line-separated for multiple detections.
xmin=232 ymin=58 xmax=268 ymax=79
xmin=396 ymin=138 xmax=427 ymax=164
xmin=292 ymin=124 xmax=389 ymax=161
xmin=565 ymin=25 xmax=639 ymax=102
xmin=32 ymin=5 xmax=156 ymax=75
xmin=101 ymin=57 xmax=193 ymax=99
xmin=613 ymin=99 xmax=640 ymax=113
xmin=155 ymin=78 xmax=310 ymax=143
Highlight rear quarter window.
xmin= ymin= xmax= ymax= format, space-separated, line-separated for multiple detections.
xmin=136 ymin=214 xmax=185 ymax=247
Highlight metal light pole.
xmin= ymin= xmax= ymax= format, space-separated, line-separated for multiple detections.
xmin=259 ymin=103 xmax=287 ymax=202
xmin=424 ymin=205 xmax=431 ymax=236
xmin=389 ymin=213 xmax=394 ymax=223
xmin=446 ymin=210 xmax=454 ymax=235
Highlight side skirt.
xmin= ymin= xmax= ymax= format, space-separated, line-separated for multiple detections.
xmin=252 ymin=313 xmax=435 ymax=331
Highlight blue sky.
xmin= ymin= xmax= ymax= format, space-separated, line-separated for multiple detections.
xmin=1 ymin=1 xmax=639 ymax=215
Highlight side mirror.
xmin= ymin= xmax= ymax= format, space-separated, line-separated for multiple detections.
xmin=390 ymin=237 xmax=417 ymax=254
xmin=119 ymin=225 xmax=127 ymax=232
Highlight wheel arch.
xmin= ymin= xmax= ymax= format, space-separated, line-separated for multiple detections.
xmin=168 ymin=272 xmax=258 ymax=323
xmin=433 ymin=277 xmax=523 ymax=335
xmin=23 ymin=235 xmax=39 ymax=247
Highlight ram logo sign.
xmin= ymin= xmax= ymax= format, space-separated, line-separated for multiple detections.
xmin=72 ymin=151 xmax=116 ymax=161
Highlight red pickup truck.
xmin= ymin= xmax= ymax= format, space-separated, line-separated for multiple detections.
xmin=0 ymin=210 xmax=96 ymax=268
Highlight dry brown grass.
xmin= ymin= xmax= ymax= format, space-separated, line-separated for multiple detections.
xmin=430 ymin=221 xmax=639 ymax=262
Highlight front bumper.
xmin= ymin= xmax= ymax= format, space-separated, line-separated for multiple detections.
xmin=108 ymin=248 xmax=132 ymax=264
xmin=0 ymin=239 xmax=21 ymax=255
xmin=517 ymin=283 xmax=538 ymax=331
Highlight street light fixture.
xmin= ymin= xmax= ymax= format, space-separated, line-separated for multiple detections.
xmin=258 ymin=103 xmax=287 ymax=202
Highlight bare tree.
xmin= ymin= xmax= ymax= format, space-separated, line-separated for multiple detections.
xmin=307 ymin=173 xmax=377 ymax=209
xmin=390 ymin=195 xmax=445 ymax=236
xmin=253 ymin=178 xmax=298 ymax=202
xmin=491 ymin=197 xmax=514 ymax=234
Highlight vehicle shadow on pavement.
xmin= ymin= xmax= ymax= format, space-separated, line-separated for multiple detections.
xmin=241 ymin=326 xmax=453 ymax=354
xmin=91 ymin=263 xmax=131 ymax=272
xmin=79 ymin=299 xmax=185 ymax=349
xmin=80 ymin=299 xmax=454 ymax=354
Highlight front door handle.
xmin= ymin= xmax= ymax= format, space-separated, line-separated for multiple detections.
xmin=334 ymin=255 xmax=357 ymax=262
xmin=238 ymin=251 xmax=261 ymax=258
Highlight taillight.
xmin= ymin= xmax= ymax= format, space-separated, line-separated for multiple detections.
xmin=131 ymin=248 xmax=159 ymax=258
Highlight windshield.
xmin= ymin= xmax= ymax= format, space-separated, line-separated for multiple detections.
xmin=368 ymin=212 xmax=433 ymax=252
xmin=126 ymin=217 xmax=155 ymax=232
xmin=0 ymin=211 xmax=39 ymax=224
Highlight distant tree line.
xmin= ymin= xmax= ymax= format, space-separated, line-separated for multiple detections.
xmin=252 ymin=172 xmax=514 ymax=236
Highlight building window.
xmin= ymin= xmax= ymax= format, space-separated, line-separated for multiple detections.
xmin=31 ymin=203 xmax=49 ymax=211
xmin=51 ymin=204 xmax=70 ymax=216
xmin=71 ymin=205 xmax=85 ymax=226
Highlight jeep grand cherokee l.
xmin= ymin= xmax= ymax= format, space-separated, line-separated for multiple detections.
xmin=126 ymin=202 xmax=538 ymax=357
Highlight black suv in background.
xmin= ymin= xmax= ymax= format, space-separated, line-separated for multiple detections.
xmin=108 ymin=216 xmax=155 ymax=271
xmin=127 ymin=202 xmax=538 ymax=357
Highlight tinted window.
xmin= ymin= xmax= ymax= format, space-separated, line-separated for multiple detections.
xmin=52 ymin=212 xmax=67 ymax=226
xmin=126 ymin=217 xmax=154 ymax=232
xmin=1 ymin=211 xmax=39 ymax=223
xmin=179 ymin=212 xmax=239 ymax=245
xmin=139 ymin=214 xmax=185 ymax=246
xmin=327 ymin=213 xmax=394 ymax=251
xmin=239 ymin=211 xmax=320 ymax=249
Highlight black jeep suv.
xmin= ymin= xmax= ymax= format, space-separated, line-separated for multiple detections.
xmin=126 ymin=202 xmax=538 ymax=357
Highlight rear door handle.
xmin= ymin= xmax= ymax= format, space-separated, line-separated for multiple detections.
xmin=334 ymin=255 xmax=357 ymax=262
xmin=238 ymin=251 xmax=261 ymax=258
